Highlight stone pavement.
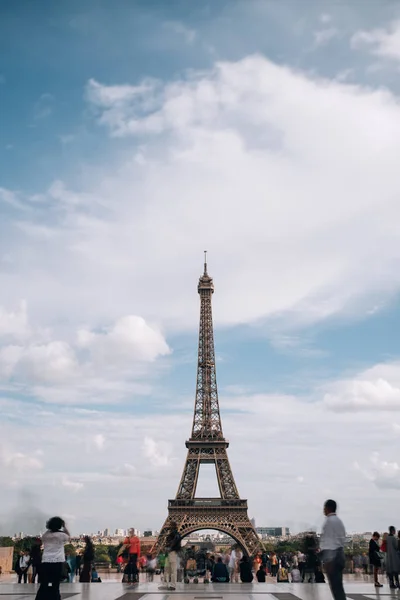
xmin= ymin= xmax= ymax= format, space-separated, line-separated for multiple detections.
xmin=0 ymin=580 xmax=398 ymax=600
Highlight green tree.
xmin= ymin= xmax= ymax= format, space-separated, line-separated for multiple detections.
xmin=96 ymin=553 xmax=111 ymax=564
xmin=64 ymin=544 xmax=76 ymax=556
xmin=0 ymin=537 xmax=15 ymax=547
xmin=95 ymin=545 xmax=111 ymax=562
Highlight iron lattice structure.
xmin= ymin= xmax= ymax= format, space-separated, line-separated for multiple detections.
xmin=155 ymin=258 xmax=262 ymax=557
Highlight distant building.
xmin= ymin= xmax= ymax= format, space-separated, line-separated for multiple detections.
xmin=104 ymin=528 xmax=110 ymax=537
xmin=256 ymin=527 xmax=290 ymax=537
xmin=251 ymin=518 xmax=256 ymax=528
xmin=115 ymin=529 xmax=125 ymax=537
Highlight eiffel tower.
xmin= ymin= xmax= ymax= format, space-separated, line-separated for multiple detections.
xmin=155 ymin=255 xmax=262 ymax=557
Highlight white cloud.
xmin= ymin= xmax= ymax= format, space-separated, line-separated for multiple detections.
xmin=323 ymin=362 xmax=400 ymax=412
xmin=93 ymin=434 xmax=106 ymax=450
xmin=0 ymin=446 xmax=43 ymax=471
xmin=355 ymin=452 xmax=400 ymax=490
xmin=61 ymin=477 xmax=84 ymax=492
xmin=77 ymin=315 xmax=171 ymax=365
xmin=0 ymin=301 xmax=30 ymax=340
xmin=111 ymin=463 xmax=136 ymax=477
xmin=351 ymin=20 xmax=400 ymax=62
xmin=143 ymin=436 xmax=172 ymax=467
xmin=1 ymin=55 xmax=400 ymax=339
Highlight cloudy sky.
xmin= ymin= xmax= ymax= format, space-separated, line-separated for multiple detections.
xmin=1 ymin=0 xmax=400 ymax=537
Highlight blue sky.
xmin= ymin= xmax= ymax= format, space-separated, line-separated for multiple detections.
xmin=2 ymin=0 xmax=400 ymax=536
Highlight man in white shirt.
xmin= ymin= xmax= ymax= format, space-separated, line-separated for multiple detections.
xmin=320 ymin=499 xmax=346 ymax=600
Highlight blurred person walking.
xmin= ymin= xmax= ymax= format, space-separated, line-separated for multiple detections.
xmin=386 ymin=526 xmax=400 ymax=589
xmin=320 ymin=499 xmax=346 ymax=600
xmin=35 ymin=517 xmax=70 ymax=600
xmin=159 ymin=522 xmax=181 ymax=591
xmin=79 ymin=536 xmax=94 ymax=583
xmin=30 ymin=539 xmax=42 ymax=584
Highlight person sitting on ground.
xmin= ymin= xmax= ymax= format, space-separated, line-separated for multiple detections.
xmin=212 ymin=557 xmax=230 ymax=583
xmin=277 ymin=566 xmax=289 ymax=582
xmin=291 ymin=566 xmax=301 ymax=583
xmin=256 ymin=564 xmax=266 ymax=582
xmin=91 ymin=566 xmax=101 ymax=582
xmin=239 ymin=555 xmax=253 ymax=583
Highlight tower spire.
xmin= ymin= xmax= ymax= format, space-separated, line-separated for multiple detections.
xmin=204 ymin=250 xmax=208 ymax=276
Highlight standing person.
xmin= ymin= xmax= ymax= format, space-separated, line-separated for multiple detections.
xmin=34 ymin=517 xmax=70 ymax=600
xmin=159 ymin=522 xmax=181 ymax=591
xmin=31 ymin=539 xmax=42 ymax=584
xmin=298 ymin=551 xmax=305 ymax=579
xmin=386 ymin=526 xmax=400 ymax=589
xmin=17 ymin=551 xmax=30 ymax=583
xmin=320 ymin=499 xmax=346 ymax=600
xmin=381 ymin=533 xmax=388 ymax=575
xmin=368 ymin=532 xmax=383 ymax=588
xmin=79 ymin=536 xmax=94 ymax=583
xmin=66 ymin=552 xmax=76 ymax=583
xmin=122 ymin=529 xmax=141 ymax=584
xmin=75 ymin=554 xmax=81 ymax=578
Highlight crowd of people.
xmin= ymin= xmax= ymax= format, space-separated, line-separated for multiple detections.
xmin=10 ymin=500 xmax=400 ymax=600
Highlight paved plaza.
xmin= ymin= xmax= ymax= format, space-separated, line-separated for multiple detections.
xmin=1 ymin=579 xmax=398 ymax=600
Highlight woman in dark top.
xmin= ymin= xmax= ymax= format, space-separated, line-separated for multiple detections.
xmin=369 ymin=532 xmax=383 ymax=587
xmin=239 ymin=555 xmax=253 ymax=583
xmin=79 ymin=536 xmax=94 ymax=583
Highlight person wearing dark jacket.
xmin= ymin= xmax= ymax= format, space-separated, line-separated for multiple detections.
xmin=212 ymin=557 xmax=229 ymax=582
xmin=239 ymin=555 xmax=253 ymax=583
xmin=30 ymin=539 xmax=42 ymax=584
xmin=256 ymin=565 xmax=266 ymax=582
xmin=159 ymin=522 xmax=181 ymax=591
xmin=79 ymin=537 xmax=94 ymax=583
xmin=369 ymin=532 xmax=383 ymax=588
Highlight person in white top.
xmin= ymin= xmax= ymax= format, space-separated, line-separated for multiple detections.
xmin=35 ymin=517 xmax=70 ymax=600
xmin=320 ymin=499 xmax=346 ymax=600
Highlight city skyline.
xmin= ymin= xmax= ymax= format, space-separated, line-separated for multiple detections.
xmin=1 ymin=0 xmax=400 ymax=535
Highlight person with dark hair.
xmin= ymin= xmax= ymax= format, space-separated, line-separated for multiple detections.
xmin=239 ymin=555 xmax=253 ymax=583
xmin=369 ymin=532 xmax=383 ymax=587
xmin=211 ymin=556 xmax=230 ymax=582
xmin=17 ymin=551 xmax=30 ymax=583
xmin=79 ymin=536 xmax=94 ymax=583
xmin=386 ymin=526 xmax=400 ymax=589
xmin=320 ymin=499 xmax=346 ymax=600
xmin=34 ymin=517 xmax=70 ymax=600
xmin=256 ymin=564 xmax=266 ymax=582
